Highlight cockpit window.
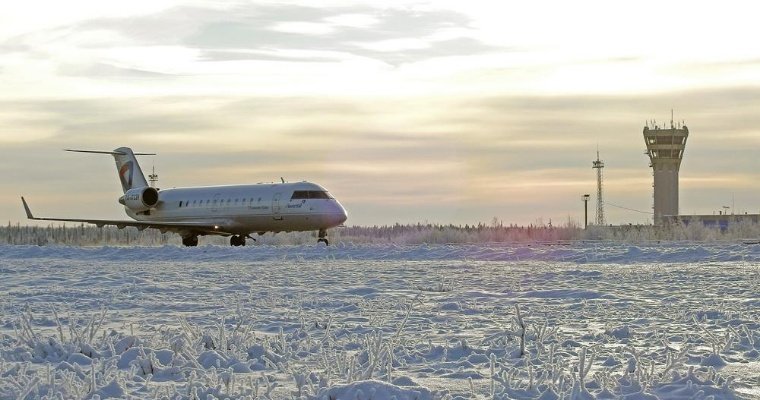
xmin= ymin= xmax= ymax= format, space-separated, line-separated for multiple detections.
xmin=291 ymin=190 xmax=333 ymax=200
xmin=310 ymin=191 xmax=331 ymax=199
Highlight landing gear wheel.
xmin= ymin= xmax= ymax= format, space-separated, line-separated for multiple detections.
xmin=182 ymin=236 xmax=199 ymax=247
xmin=317 ymin=229 xmax=329 ymax=246
xmin=230 ymin=235 xmax=246 ymax=247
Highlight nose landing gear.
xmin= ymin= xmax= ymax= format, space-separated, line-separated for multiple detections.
xmin=317 ymin=229 xmax=329 ymax=246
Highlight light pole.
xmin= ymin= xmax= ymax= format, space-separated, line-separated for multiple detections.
xmin=582 ymin=194 xmax=590 ymax=229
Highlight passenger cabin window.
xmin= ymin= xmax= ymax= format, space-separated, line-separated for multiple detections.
xmin=290 ymin=190 xmax=332 ymax=200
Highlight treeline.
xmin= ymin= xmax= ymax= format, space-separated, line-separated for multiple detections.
xmin=337 ymin=222 xmax=584 ymax=243
xmin=1 ymin=222 xmax=175 ymax=246
xmin=1 ymin=220 xmax=759 ymax=246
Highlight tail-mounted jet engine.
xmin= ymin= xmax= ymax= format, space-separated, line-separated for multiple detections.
xmin=119 ymin=186 xmax=159 ymax=212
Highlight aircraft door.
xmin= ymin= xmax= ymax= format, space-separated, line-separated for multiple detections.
xmin=211 ymin=193 xmax=221 ymax=212
xmin=272 ymin=192 xmax=282 ymax=220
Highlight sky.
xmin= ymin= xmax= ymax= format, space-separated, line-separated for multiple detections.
xmin=2 ymin=0 xmax=760 ymax=227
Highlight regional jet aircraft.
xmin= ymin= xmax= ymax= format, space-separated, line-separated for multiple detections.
xmin=21 ymin=147 xmax=348 ymax=246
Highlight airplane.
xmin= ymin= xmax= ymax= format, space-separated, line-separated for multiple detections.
xmin=21 ymin=147 xmax=348 ymax=247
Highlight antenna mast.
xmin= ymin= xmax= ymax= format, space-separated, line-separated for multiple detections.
xmin=148 ymin=165 xmax=159 ymax=188
xmin=592 ymin=149 xmax=606 ymax=225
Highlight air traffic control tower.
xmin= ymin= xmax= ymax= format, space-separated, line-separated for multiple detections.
xmin=644 ymin=117 xmax=688 ymax=224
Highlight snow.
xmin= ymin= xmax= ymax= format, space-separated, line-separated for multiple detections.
xmin=313 ymin=380 xmax=433 ymax=400
xmin=0 ymin=242 xmax=758 ymax=399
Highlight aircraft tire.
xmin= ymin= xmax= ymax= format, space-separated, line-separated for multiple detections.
xmin=230 ymin=235 xmax=245 ymax=246
xmin=317 ymin=228 xmax=329 ymax=246
xmin=182 ymin=236 xmax=199 ymax=247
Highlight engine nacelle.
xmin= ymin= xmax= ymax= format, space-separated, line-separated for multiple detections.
xmin=119 ymin=186 xmax=159 ymax=212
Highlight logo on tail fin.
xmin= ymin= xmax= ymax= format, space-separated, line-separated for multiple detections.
xmin=119 ymin=161 xmax=134 ymax=190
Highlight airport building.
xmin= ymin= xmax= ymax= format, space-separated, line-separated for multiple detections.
xmin=662 ymin=213 xmax=760 ymax=230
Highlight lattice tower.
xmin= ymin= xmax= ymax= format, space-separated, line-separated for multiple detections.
xmin=592 ymin=150 xmax=606 ymax=225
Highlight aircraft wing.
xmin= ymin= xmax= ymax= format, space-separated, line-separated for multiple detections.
xmin=21 ymin=197 xmax=234 ymax=236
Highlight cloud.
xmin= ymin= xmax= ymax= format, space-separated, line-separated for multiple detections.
xmin=57 ymin=62 xmax=177 ymax=78
xmin=0 ymin=38 xmax=31 ymax=54
xmin=63 ymin=4 xmax=497 ymax=66
xmin=0 ymin=98 xmax=226 ymax=147
xmin=197 ymin=49 xmax=340 ymax=63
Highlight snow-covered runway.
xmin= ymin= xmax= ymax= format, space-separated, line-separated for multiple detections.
xmin=1 ymin=243 xmax=758 ymax=399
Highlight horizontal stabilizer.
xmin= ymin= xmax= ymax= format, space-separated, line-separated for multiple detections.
xmin=65 ymin=149 xmax=156 ymax=156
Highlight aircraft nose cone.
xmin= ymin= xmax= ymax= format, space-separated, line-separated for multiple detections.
xmin=336 ymin=203 xmax=348 ymax=225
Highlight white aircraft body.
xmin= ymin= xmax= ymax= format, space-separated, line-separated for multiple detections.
xmin=22 ymin=147 xmax=348 ymax=246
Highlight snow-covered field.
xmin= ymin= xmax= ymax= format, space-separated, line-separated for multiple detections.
xmin=0 ymin=243 xmax=758 ymax=399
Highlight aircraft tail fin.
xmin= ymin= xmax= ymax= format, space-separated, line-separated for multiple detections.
xmin=65 ymin=147 xmax=155 ymax=193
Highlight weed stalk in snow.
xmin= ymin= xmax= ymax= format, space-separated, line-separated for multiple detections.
xmin=515 ymin=303 xmax=526 ymax=358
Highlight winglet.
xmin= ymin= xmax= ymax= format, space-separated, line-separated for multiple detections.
xmin=21 ymin=196 xmax=36 ymax=219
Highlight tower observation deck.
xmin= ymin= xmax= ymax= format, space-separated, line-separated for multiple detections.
xmin=644 ymin=117 xmax=688 ymax=224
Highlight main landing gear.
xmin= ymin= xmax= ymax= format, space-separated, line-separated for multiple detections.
xmin=184 ymin=233 xmax=326 ymax=247
xmin=317 ymin=229 xmax=329 ymax=246
xmin=230 ymin=235 xmax=255 ymax=247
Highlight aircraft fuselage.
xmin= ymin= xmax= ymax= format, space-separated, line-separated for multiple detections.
xmin=130 ymin=181 xmax=348 ymax=235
